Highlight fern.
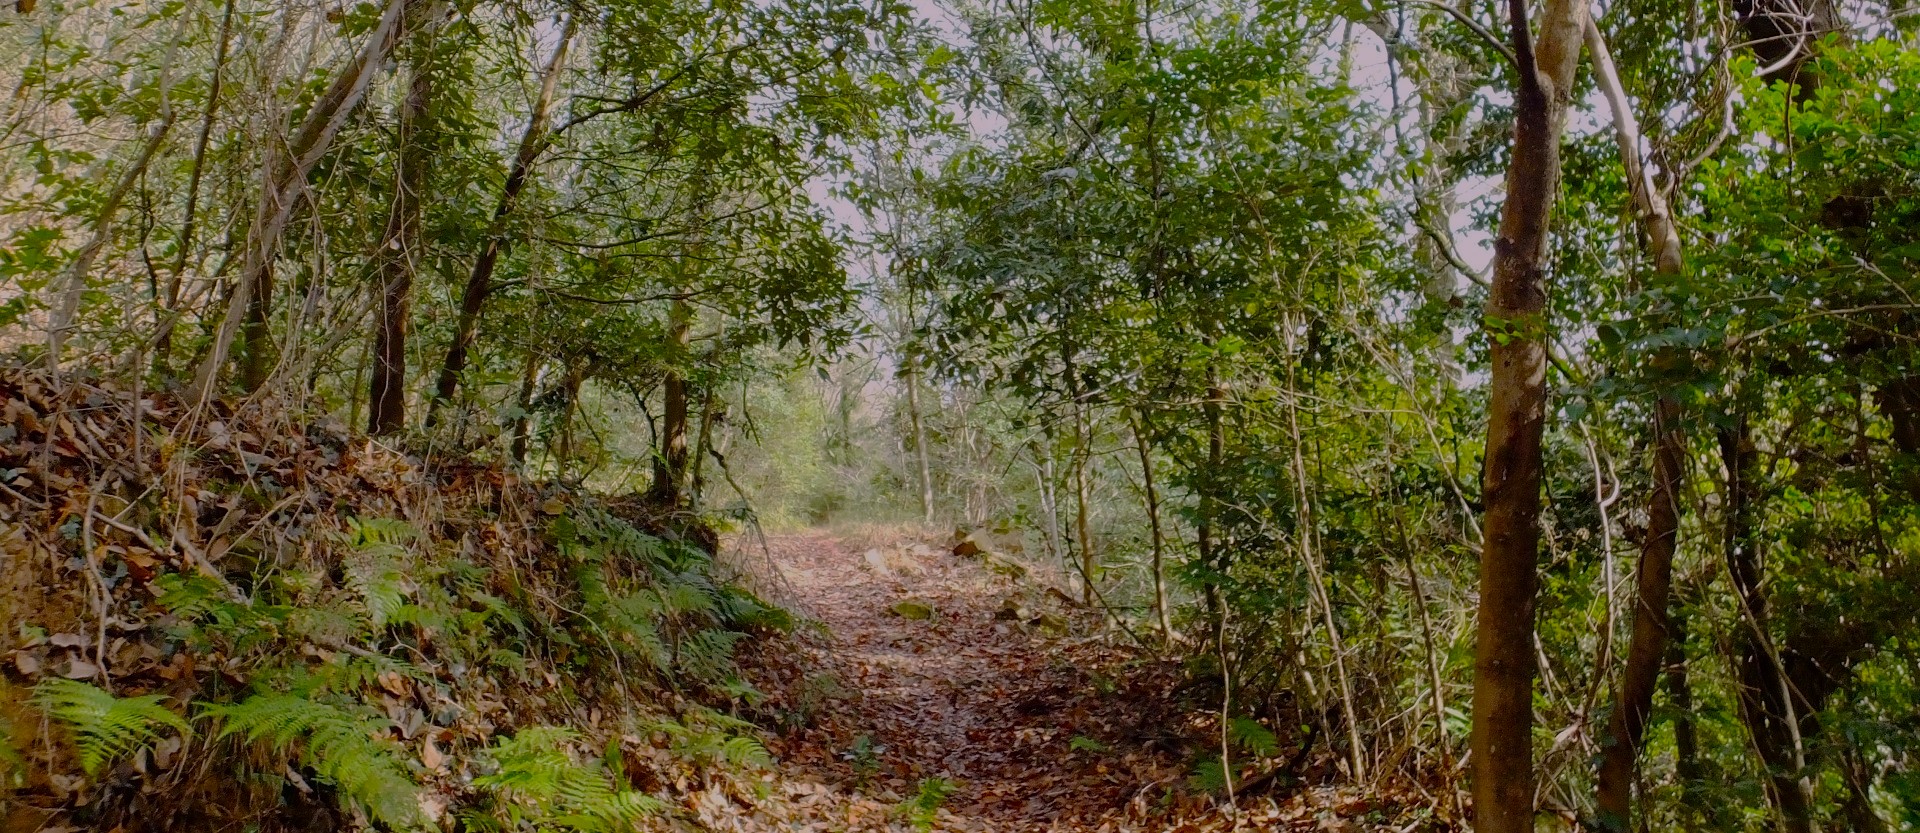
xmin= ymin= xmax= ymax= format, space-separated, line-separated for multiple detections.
xmin=901 ymin=777 xmax=959 ymax=831
xmin=345 ymin=547 xmax=410 ymax=628
xmin=471 ymin=727 xmax=664 ymax=832
xmin=0 ymin=723 xmax=24 ymax=788
xmin=1189 ymin=756 xmax=1232 ymax=794
xmin=347 ymin=516 xmax=420 ymax=547
xmin=651 ymin=709 xmax=771 ymax=772
xmin=715 ymin=588 xmax=794 ymax=633
xmin=1227 ymin=717 xmax=1280 ymax=758
xmin=658 ymin=573 xmax=718 ymax=618
xmin=1068 ymin=735 xmax=1108 ymax=754
xmin=675 ymin=628 xmax=746 ymax=684
xmin=30 ymin=679 xmax=190 ymax=777
xmin=203 ymin=693 xmax=420 ymax=827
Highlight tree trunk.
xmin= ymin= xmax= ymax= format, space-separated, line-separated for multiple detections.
xmin=649 ymin=299 xmax=693 ymax=509
xmin=1876 ymin=373 xmax=1920 ymax=503
xmin=1199 ymin=365 xmax=1225 ymax=644
xmin=1589 ymin=17 xmax=1691 ymax=830
xmin=905 ymin=351 xmax=935 ymax=525
xmin=1595 ymin=398 xmax=1685 ymax=830
xmin=509 ymin=351 xmax=542 ymax=465
xmin=188 ymin=0 xmax=417 ymax=403
xmin=1072 ymin=402 xmax=1095 ymax=605
xmin=1283 ymin=317 xmax=1366 ymax=782
xmin=1468 ymin=0 xmax=1585 ymax=827
xmin=1721 ymin=418 xmax=1815 ymax=833
xmin=368 ymin=11 xmax=440 ymax=434
xmin=426 ymin=17 xmax=574 ymax=421
xmin=157 ymin=0 xmax=237 ymax=370
xmin=1128 ymin=407 xmax=1173 ymax=643
xmin=690 ymin=385 xmax=719 ymax=507
xmin=49 ymin=115 xmax=175 ymax=370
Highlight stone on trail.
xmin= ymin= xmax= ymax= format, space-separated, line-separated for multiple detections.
xmin=1031 ymin=611 xmax=1070 ymax=635
xmin=995 ymin=597 xmax=1033 ymax=621
xmin=889 ymin=599 xmax=935 ymax=620
xmin=862 ymin=548 xmax=892 ymax=576
xmin=952 ymin=537 xmax=983 ymax=557
xmin=980 ymin=551 xmax=1027 ymax=579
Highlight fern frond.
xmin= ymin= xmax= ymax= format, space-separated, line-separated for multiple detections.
xmin=675 ymin=628 xmax=745 ymax=683
xmin=347 ymin=517 xmax=420 ymax=547
xmin=474 ymin=726 xmax=664 ymax=831
xmin=346 ymin=552 xmax=410 ymax=628
xmin=31 ymin=679 xmax=189 ymax=777
xmin=203 ymin=693 xmax=420 ymax=827
xmin=1227 ymin=717 xmax=1280 ymax=758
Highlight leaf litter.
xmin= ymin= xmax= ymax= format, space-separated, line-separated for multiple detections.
xmin=729 ymin=531 xmax=1452 ymax=832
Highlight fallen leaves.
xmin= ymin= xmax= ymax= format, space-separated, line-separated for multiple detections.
xmin=733 ymin=531 xmax=1443 ymax=832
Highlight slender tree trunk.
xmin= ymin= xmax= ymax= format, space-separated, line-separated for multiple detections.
xmin=1072 ymin=402 xmax=1095 ymax=605
xmin=1033 ymin=439 xmax=1062 ymax=562
xmin=1722 ymin=418 xmax=1814 ymax=833
xmin=1199 ymin=365 xmax=1225 ymax=644
xmin=649 ymin=299 xmax=693 ymax=509
xmin=1469 ymin=0 xmax=1585 ymax=827
xmin=905 ymin=352 xmax=935 ymax=525
xmin=1595 ymin=398 xmax=1685 ymax=829
xmin=1589 ymin=17 xmax=1691 ymax=829
xmin=427 ymin=17 xmax=574 ymax=421
xmin=1128 ymin=407 xmax=1173 ymax=643
xmin=690 ymin=385 xmax=719 ymax=507
xmin=368 ymin=10 xmax=440 ymax=434
xmin=158 ymin=0 xmax=237 ymax=370
xmin=1282 ymin=319 xmax=1366 ymax=782
xmin=1840 ymin=750 xmax=1889 ymax=833
xmin=554 ymin=359 xmax=589 ymax=472
xmin=509 ymin=351 xmax=542 ymax=465
xmin=1876 ymin=373 xmax=1920 ymax=503
xmin=189 ymin=0 xmax=417 ymax=403
xmin=1666 ymin=611 xmax=1700 ymax=789
xmin=48 ymin=116 xmax=175 ymax=369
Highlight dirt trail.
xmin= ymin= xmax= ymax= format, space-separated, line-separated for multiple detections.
xmin=732 ymin=529 xmax=1209 ymax=832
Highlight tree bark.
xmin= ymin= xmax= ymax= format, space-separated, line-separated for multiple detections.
xmin=1072 ymin=401 xmax=1095 ymax=604
xmin=1588 ymin=17 xmax=1692 ymax=830
xmin=905 ymin=350 xmax=935 ymax=525
xmin=1128 ymin=407 xmax=1173 ymax=643
xmin=1595 ymin=398 xmax=1685 ymax=830
xmin=648 ymin=299 xmax=694 ymax=509
xmin=368 ymin=9 xmax=441 ymax=434
xmin=1876 ymin=373 xmax=1920 ymax=503
xmin=1468 ymin=0 xmax=1585 ymax=827
xmin=188 ymin=0 xmax=417 ymax=404
xmin=1199 ymin=365 xmax=1225 ymax=644
xmin=690 ymin=385 xmax=719 ymax=506
xmin=1721 ymin=418 xmax=1814 ymax=833
xmin=426 ymin=17 xmax=574 ymax=421
xmin=509 ymin=350 xmax=542 ymax=465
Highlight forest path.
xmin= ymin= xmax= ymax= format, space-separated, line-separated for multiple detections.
xmin=729 ymin=529 xmax=1221 ymax=832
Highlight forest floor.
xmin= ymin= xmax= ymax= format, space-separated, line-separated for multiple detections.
xmin=723 ymin=529 xmax=1432 ymax=832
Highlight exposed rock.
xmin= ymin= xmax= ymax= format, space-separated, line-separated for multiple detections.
xmin=889 ymin=599 xmax=935 ymax=620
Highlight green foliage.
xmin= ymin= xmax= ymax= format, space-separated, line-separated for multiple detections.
xmin=30 ymin=679 xmax=190 ymax=777
xmin=900 ymin=776 xmax=959 ymax=831
xmin=1068 ymin=735 xmax=1108 ymax=754
xmin=843 ymin=733 xmax=885 ymax=788
xmin=1226 ymin=718 xmax=1279 ymax=758
xmin=648 ymin=708 xmax=772 ymax=772
xmin=467 ymin=727 xmax=664 ymax=833
xmin=202 ymin=692 xmax=420 ymax=827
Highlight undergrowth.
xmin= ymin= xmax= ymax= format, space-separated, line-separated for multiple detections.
xmin=10 ymin=488 xmax=787 ymax=828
